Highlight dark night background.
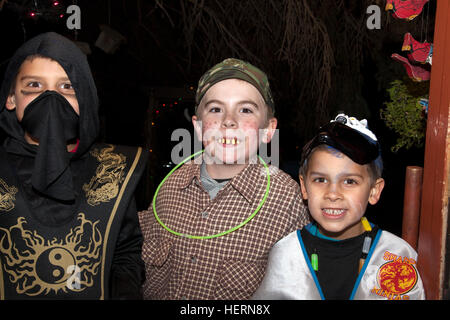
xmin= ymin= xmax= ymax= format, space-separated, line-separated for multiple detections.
xmin=0 ymin=0 xmax=436 ymax=237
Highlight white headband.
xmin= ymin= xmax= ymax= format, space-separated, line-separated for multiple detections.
xmin=331 ymin=113 xmax=378 ymax=141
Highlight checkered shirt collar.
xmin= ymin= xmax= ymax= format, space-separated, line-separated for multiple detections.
xmin=178 ymin=161 xmax=261 ymax=204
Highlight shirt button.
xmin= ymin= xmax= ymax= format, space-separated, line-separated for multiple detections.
xmin=201 ymin=211 xmax=209 ymax=218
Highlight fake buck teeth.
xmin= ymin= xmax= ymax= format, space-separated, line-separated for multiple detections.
xmin=217 ymin=138 xmax=241 ymax=145
xmin=323 ymin=208 xmax=345 ymax=215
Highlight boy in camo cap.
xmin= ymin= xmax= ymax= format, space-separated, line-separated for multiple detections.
xmin=195 ymin=58 xmax=275 ymax=115
xmin=193 ymin=58 xmax=277 ymax=168
xmin=138 ymin=58 xmax=309 ymax=299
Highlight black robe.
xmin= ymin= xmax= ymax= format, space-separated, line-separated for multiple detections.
xmin=0 ymin=32 xmax=147 ymax=299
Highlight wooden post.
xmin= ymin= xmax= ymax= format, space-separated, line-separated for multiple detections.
xmin=417 ymin=0 xmax=450 ymax=300
xmin=402 ymin=166 xmax=423 ymax=250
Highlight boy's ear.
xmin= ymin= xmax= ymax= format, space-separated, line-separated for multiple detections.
xmin=368 ymin=178 xmax=385 ymax=205
xmin=299 ymin=175 xmax=309 ymax=200
xmin=261 ymin=118 xmax=277 ymax=143
xmin=5 ymin=95 xmax=16 ymax=110
xmin=192 ymin=115 xmax=202 ymax=141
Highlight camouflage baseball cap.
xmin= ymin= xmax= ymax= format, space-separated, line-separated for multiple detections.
xmin=195 ymin=58 xmax=275 ymax=113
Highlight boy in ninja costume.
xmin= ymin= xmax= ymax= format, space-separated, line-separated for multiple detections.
xmin=252 ymin=114 xmax=425 ymax=300
xmin=138 ymin=58 xmax=310 ymax=299
xmin=0 ymin=32 xmax=147 ymax=299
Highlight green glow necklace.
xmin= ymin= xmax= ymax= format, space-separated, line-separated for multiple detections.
xmin=152 ymin=150 xmax=271 ymax=239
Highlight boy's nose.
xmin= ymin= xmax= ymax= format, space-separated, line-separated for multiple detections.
xmin=221 ymin=114 xmax=237 ymax=128
xmin=324 ymin=184 xmax=342 ymax=201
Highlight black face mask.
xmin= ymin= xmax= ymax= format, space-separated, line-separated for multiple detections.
xmin=21 ymin=90 xmax=80 ymax=201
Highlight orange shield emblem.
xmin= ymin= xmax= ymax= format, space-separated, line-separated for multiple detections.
xmin=377 ymin=260 xmax=418 ymax=295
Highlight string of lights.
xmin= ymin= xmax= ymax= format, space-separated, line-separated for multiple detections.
xmin=5 ymin=0 xmax=67 ymax=20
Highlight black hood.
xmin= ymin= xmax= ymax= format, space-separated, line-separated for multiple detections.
xmin=0 ymin=31 xmax=99 ymax=158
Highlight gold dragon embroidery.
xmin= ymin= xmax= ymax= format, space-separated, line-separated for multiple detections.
xmin=0 ymin=178 xmax=18 ymax=212
xmin=83 ymin=145 xmax=127 ymax=206
xmin=0 ymin=213 xmax=102 ymax=296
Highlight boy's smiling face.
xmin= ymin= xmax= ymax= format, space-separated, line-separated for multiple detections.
xmin=300 ymin=148 xmax=384 ymax=240
xmin=192 ymin=79 xmax=276 ymax=175
xmin=6 ymin=57 xmax=79 ymax=121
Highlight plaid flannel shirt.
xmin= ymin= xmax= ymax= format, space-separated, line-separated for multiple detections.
xmin=138 ymin=162 xmax=310 ymax=299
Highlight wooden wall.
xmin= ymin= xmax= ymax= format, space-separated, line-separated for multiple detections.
xmin=417 ymin=0 xmax=450 ymax=300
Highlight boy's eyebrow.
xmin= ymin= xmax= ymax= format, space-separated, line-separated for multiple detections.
xmin=204 ymin=99 xmax=259 ymax=108
xmin=238 ymin=100 xmax=259 ymax=108
xmin=308 ymin=171 xmax=326 ymax=176
xmin=309 ymin=171 xmax=365 ymax=178
xmin=18 ymin=75 xmax=71 ymax=82
xmin=204 ymin=99 xmax=224 ymax=107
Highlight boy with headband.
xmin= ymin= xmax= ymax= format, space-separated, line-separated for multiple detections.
xmin=252 ymin=114 xmax=425 ymax=300
xmin=138 ymin=58 xmax=310 ymax=299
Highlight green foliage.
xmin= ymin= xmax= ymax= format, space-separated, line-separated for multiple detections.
xmin=380 ymin=78 xmax=428 ymax=152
